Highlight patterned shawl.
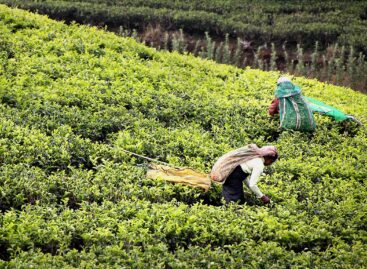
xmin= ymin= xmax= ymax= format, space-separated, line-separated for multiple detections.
xmin=210 ymin=144 xmax=277 ymax=183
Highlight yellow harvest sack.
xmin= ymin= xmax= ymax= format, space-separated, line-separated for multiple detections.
xmin=146 ymin=164 xmax=211 ymax=192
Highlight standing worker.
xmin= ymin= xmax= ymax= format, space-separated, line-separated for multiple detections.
xmin=269 ymin=76 xmax=316 ymax=132
xmin=210 ymin=144 xmax=278 ymax=205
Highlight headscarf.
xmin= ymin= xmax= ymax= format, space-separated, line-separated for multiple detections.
xmin=275 ymin=80 xmax=301 ymax=98
xmin=210 ymin=144 xmax=277 ymax=183
xmin=255 ymin=145 xmax=277 ymax=157
xmin=277 ymin=76 xmax=291 ymax=84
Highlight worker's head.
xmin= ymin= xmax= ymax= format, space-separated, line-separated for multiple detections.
xmin=264 ymin=153 xmax=278 ymax=166
xmin=256 ymin=145 xmax=278 ymax=166
xmin=277 ymin=76 xmax=291 ymax=85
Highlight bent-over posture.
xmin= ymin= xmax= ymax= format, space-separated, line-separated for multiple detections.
xmin=269 ymin=76 xmax=315 ymax=132
xmin=210 ymin=144 xmax=278 ymax=204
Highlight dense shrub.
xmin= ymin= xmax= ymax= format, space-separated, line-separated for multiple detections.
xmin=1 ymin=0 xmax=367 ymax=50
xmin=0 ymin=5 xmax=366 ymax=267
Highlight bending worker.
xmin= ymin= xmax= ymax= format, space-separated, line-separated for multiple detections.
xmin=210 ymin=144 xmax=278 ymax=205
xmin=269 ymin=76 xmax=315 ymax=132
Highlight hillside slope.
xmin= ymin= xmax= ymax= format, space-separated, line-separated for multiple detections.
xmin=0 ymin=5 xmax=367 ymax=268
xmin=1 ymin=0 xmax=367 ymax=52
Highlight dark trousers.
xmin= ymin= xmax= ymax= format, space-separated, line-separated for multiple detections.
xmin=222 ymin=166 xmax=249 ymax=204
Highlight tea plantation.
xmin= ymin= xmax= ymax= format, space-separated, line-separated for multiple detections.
xmin=0 ymin=5 xmax=367 ymax=268
xmin=2 ymin=0 xmax=367 ymax=52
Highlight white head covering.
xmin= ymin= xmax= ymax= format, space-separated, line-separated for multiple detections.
xmin=277 ymin=76 xmax=291 ymax=84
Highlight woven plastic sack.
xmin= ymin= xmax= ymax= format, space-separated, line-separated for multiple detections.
xmin=146 ymin=164 xmax=211 ymax=192
xmin=276 ymin=81 xmax=316 ymax=132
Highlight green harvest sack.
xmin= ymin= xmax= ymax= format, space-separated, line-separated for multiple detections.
xmin=275 ymin=81 xmax=316 ymax=132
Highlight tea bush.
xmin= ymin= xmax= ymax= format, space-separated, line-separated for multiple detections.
xmin=0 ymin=5 xmax=366 ymax=268
xmin=1 ymin=0 xmax=367 ymax=51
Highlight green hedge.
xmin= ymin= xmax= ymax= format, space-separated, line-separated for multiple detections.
xmin=0 ymin=5 xmax=367 ymax=267
xmin=1 ymin=0 xmax=367 ymax=50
